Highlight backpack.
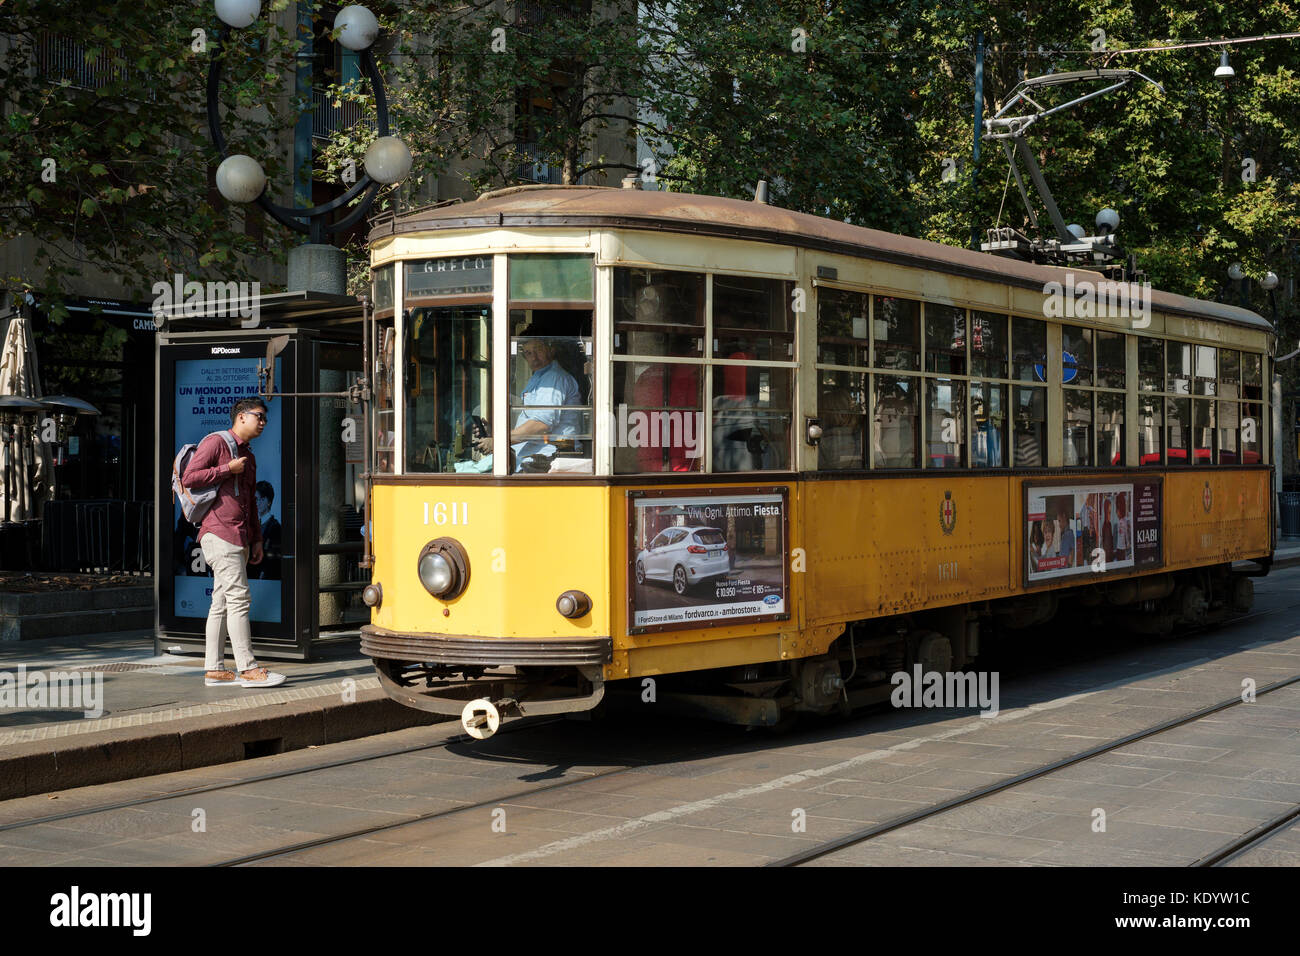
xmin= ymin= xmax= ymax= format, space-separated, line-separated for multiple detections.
xmin=172 ymin=431 xmax=240 ymax=524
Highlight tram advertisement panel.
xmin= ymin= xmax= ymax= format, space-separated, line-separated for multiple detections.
xmin=629 ymin=490 xmax=788 ymax=631
xmin=1025 ymin=479 xmax=1162 ymax=584
xmin=173 ymin=357 xmax=283 ymax=623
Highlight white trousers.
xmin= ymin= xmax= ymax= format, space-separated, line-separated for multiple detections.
xmin=201 ymin=534 xmax=257 ymax=673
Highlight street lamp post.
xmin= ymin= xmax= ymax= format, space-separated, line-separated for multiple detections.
xmin=206 ymin=2 xmax=411 ymax=294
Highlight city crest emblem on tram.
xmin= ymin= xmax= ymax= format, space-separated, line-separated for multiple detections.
xmin=939 ymin=490 xmax=956 ymax=535
xmin=1203 ymin=481 xmax=1212 ymax=513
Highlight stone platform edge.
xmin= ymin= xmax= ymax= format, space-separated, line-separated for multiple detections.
xmin=0 ymin=687 xmax=445 ymax=800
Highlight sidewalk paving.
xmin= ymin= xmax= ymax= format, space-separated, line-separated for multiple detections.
xmin=0 ymin=628 xmax=444 ymax=799
xmin=0 ymin=539 xmax=1295 ymax=800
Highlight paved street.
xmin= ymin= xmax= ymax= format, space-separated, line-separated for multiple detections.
xmin=1 ymin=564 xmax=1297 ymax=866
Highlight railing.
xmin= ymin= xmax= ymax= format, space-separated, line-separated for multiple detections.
xmin=40 ymin=500 xmax=154 ymax=574
xmin=516 ymin=140 xmax=563 ymax=184
xmin=312 ymin=87 xmax=370 ymax=140
xmin=35 ymin=32 xmax=154 ymax=100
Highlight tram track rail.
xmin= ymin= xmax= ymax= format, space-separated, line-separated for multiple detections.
xmin=769 ymin=669 xmax=1300 ymax=867
xmin=3 ymin=601 xmax=1295 ymax=866
xmin=0 ymin=716 xmax=562 ymax=835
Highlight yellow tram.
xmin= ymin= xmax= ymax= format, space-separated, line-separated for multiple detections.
xmin=358 ymin=184 xmax=1274 ymax=736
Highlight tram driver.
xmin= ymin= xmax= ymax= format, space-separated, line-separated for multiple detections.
xmin=478 ymin=328 xmax=582 ymax=472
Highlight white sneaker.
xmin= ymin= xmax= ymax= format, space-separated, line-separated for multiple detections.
xmin=237 ymin=668 xmax=286 ymax=688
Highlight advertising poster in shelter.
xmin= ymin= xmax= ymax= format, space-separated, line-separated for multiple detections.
xmin=629 ymin=491 xmax=787 ymax=631
xmin=1025 ymin=479 xmax=1162 ymax=584
xmin=173 ymin=357 xmax=283 ymax=623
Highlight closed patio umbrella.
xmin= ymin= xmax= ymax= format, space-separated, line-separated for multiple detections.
xmin=0 ymin=311 xmax=55 ymax=522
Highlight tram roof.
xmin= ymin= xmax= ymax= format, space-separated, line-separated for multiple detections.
xmin=370 ymin=185 xmax=1273 ymax=336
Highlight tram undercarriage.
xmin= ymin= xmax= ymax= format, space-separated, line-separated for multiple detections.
xmin=368 ymin=562 xmax=1262 ymax=739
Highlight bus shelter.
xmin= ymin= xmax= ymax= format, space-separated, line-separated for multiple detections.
xmin=154 ymin=293 xmax=367 ymax=659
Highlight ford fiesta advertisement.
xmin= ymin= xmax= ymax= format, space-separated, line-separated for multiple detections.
xmin=628 ymin=490 xmax=788 ymax=631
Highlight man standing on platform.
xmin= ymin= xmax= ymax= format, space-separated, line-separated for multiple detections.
xmin=182 ymin=397 xmax=285 ymax=688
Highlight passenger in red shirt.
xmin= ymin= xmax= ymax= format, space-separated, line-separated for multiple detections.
xmin=181 ymin=397 xmax=284 ymax=689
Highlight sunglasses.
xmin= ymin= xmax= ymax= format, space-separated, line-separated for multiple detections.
xmin=245 ymin=412 xmax=267 ymax=423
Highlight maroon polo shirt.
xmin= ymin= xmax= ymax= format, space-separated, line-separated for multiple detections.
xmin=182 ymin=430 xmax=262 ymax=549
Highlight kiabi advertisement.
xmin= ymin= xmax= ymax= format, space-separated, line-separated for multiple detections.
xmin=173 ymin=358 xmax=283 ymax=623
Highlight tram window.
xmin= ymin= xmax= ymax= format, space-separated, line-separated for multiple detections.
xmin=506 ymin=311 xmax=594 ymax=475
xmin=817 ymin=370 xmax=867 ymax=470
xmin=374 ymin=319 xmax=396 ymax=474
xmin=926 ymin=378 xmax=965 ymax=467
xmin=925 ymin=304 xmax=967 ymax=375
xmin=925 ymin=304 xmax=967 ymax=374
xmin=1012 ymin=316 xmax=1046 ymax=381
xmin=872 ymin=296 xmax=920 ymax=371
xmin=817 ymin=288 xmax=869 ymax=367
xmin=373 ymin=264 xmax=394 ymax=313
xmin=970 ymin=382 xmax=1006 ymax=468
xmin=1097 ymin=391 xmax=1125 ymax=467
xmin=872 ymin=375 xmax=919 ymax=468
xmin=970 ymin=312 xmax=1008 ymax=378
xmin=1064 ymin=389 xmax=1093 ymax=466
xmin=508 ymin=254 xmax=594 ymax=303
xmin=1139 ymin=395 xmax=1163 ymax=466
xmin=1096 ymin=331 xmax=1125 ymax=389
xmin=613 ymin=268 xmax=704 ymax=357
xmin=712 ymin=275 xmax=795 ymax=362
xmin=1012 ymin=385 xmax=1046 ymax=466
xmin=1062 ymin=325 xmax=1092 ymax=387
xmin=1165 ymin=397 xmax=1191 ymax=465
xmin=1242 ymin=400 xmax=1262 ymax=463
xmin=1138 ymin=336 xmax=1163 ymax=392
xmin=1219 ymin=350 xmax=1241 ymax=397
xmin=1192 ymin=399 xmax=1215 ymax=464
xmin=1195 ymin=345 xmax=1217 ymax=396
xmin=1166 ymin=341 xmax=1192 ymax=394
xmin=712 ymin=365 xmax=792 ymax=471
xmin=1218 ymin=400 xmax=1240 ymax=464
xmin=613 ymin=361 xmax=703 ymax=474
xmin=1243 ymin=352 xmax=1263 ymax=386
xmin=404 ymin=305 xmax=492 ymax=474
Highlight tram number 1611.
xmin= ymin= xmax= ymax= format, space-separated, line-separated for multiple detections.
xmin=424 ymin=502 xmax=469 ymax=526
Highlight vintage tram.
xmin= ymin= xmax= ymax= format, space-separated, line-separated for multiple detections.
xmin=357 ymin=184 xmax=1273 ymax=737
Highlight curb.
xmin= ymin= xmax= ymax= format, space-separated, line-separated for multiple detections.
xmin=0 ymin=687 xmax=446 ymax=800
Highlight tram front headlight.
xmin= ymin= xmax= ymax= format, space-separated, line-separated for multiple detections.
xmin=417 ymin=538 xmax=470 ymax=600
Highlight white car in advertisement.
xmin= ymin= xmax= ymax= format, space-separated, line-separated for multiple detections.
xmin=635 ymin=526 xmax=731 ymax=595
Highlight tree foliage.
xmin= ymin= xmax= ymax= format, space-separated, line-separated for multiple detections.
xmin=0 ymin=0 xmax=300 ymax=314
